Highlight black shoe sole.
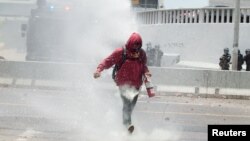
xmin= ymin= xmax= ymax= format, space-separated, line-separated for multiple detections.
xmin=128 ymin=125 xmax=134 ymax=134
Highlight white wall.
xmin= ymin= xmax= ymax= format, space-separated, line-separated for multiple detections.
xmin=138 ymin=23 xmax=250 ymax=64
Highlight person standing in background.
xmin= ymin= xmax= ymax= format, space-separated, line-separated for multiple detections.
xmin=219 ymin=48 xmax=231 ymax=70
xmin=237 ymin=50 xmax=244 ymax=71
xmin=244 ymin=49 xmax=250 ymax=71
xmin=154 ymin=45 xmax=163 ymax=67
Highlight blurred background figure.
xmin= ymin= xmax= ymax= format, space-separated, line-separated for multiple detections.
xmin=237 ymin=50 xmax=244 ymax=71
xmin=244 ymin=49 xmax=250 ymax=71
xmin=146 ymin=42 xmax=163 ymax=67
xmin=154 ymin=44 xmax=163 ymax=67
xmin=219 ymin=47 xmax=231 ymax=70
xmin=146 ymin=42 xmax=154 ymax=66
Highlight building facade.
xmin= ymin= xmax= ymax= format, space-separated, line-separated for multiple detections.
xmin=209 ymin=0 xmax=250 ymax=7
xmin=131 ymin=0 xmax=159 ymax=9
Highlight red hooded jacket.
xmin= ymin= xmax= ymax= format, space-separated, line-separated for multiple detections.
xmin=96 ymin=33 xmax=149 ymax=89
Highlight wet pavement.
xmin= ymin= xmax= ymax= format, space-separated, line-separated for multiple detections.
xmin=0 ymin=87 xmax=250 ymax=141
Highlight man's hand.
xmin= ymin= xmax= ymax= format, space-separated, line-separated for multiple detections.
xmin=93 ymin=71 xmax=101 ymax=79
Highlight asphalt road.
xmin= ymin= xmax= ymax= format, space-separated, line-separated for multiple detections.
xmin=0 ymin=87 xmax=250 ymax=141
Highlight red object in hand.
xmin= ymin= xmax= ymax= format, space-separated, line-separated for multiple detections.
xmin=144 ymin=78 xmax=155 ymax=98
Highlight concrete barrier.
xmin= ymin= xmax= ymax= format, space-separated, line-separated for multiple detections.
xmin=150 ymin=66 xmax=250 ymax=89
xmin=0 ymin=61 xmax=85 ymax=80
xmin=0 ymin=61 xmax=93 ymax=89
xmin=0 ymin=61 xmax=249 ymax=96
xmin=149 ymin=66 xmax=250 ymax=97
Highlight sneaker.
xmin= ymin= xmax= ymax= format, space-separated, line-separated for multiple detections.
xmin=127 ymin=125 xmax=134 ymax=134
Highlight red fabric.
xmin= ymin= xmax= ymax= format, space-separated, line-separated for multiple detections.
xmin=96 ymin=33 xmax=149 ymax=89
xmin=125 ymin=32 xmax=142 ymax=52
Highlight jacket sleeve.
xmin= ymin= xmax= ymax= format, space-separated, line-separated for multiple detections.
xmin=96 ymin=48 xmax=123 ymax=73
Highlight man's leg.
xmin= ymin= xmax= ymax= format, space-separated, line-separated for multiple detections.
xmin=121 ymin=94 xmax=138 ymax=133
xmin=119 ymin=87 xmax=139 ymax=133
xmin=121 ymin=94 xmax=132 ymax=127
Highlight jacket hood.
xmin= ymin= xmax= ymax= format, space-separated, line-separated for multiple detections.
xmin=125 ymin=32 xmax=142 ymax=51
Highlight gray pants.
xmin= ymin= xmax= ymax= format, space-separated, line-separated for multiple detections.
xmin=119 ymin=86 xmax=139 ymax=127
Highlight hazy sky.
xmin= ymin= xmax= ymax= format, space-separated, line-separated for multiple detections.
xmin=164 ymin=0 xmax=209 ymax=9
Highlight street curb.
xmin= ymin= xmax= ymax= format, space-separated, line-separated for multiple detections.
xmin=1 ymin=83 xmax=250 ymax=100
xmin=155 ymin=91 xmax=250 ymax=100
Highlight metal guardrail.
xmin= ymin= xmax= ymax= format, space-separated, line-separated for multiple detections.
xmin=136 ymin=7 xmax=250 ymax=24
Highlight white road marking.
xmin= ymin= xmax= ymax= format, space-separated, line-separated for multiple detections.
xmin=15 ymin=129 xmax=39 ymax=141
xmin=138 ymin=100 xmax=204 ymax=106
xmin=137 ymin=110 xmax=250 ymax=118
xmin=1 ymin=100 xmax=250 ymax=119
xmin=0 ymin=102 xmax=28 ymax=106
xmin=137 ymin=100 xmax=250 ymax=118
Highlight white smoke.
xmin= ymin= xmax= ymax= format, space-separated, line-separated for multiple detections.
xmin=46 ymin=0 xmax=138 ymax=63
xmin=120 ymin=85 xmax=140 ymax=101
xmin=23 ymin=0 xmax=181 ymax=140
